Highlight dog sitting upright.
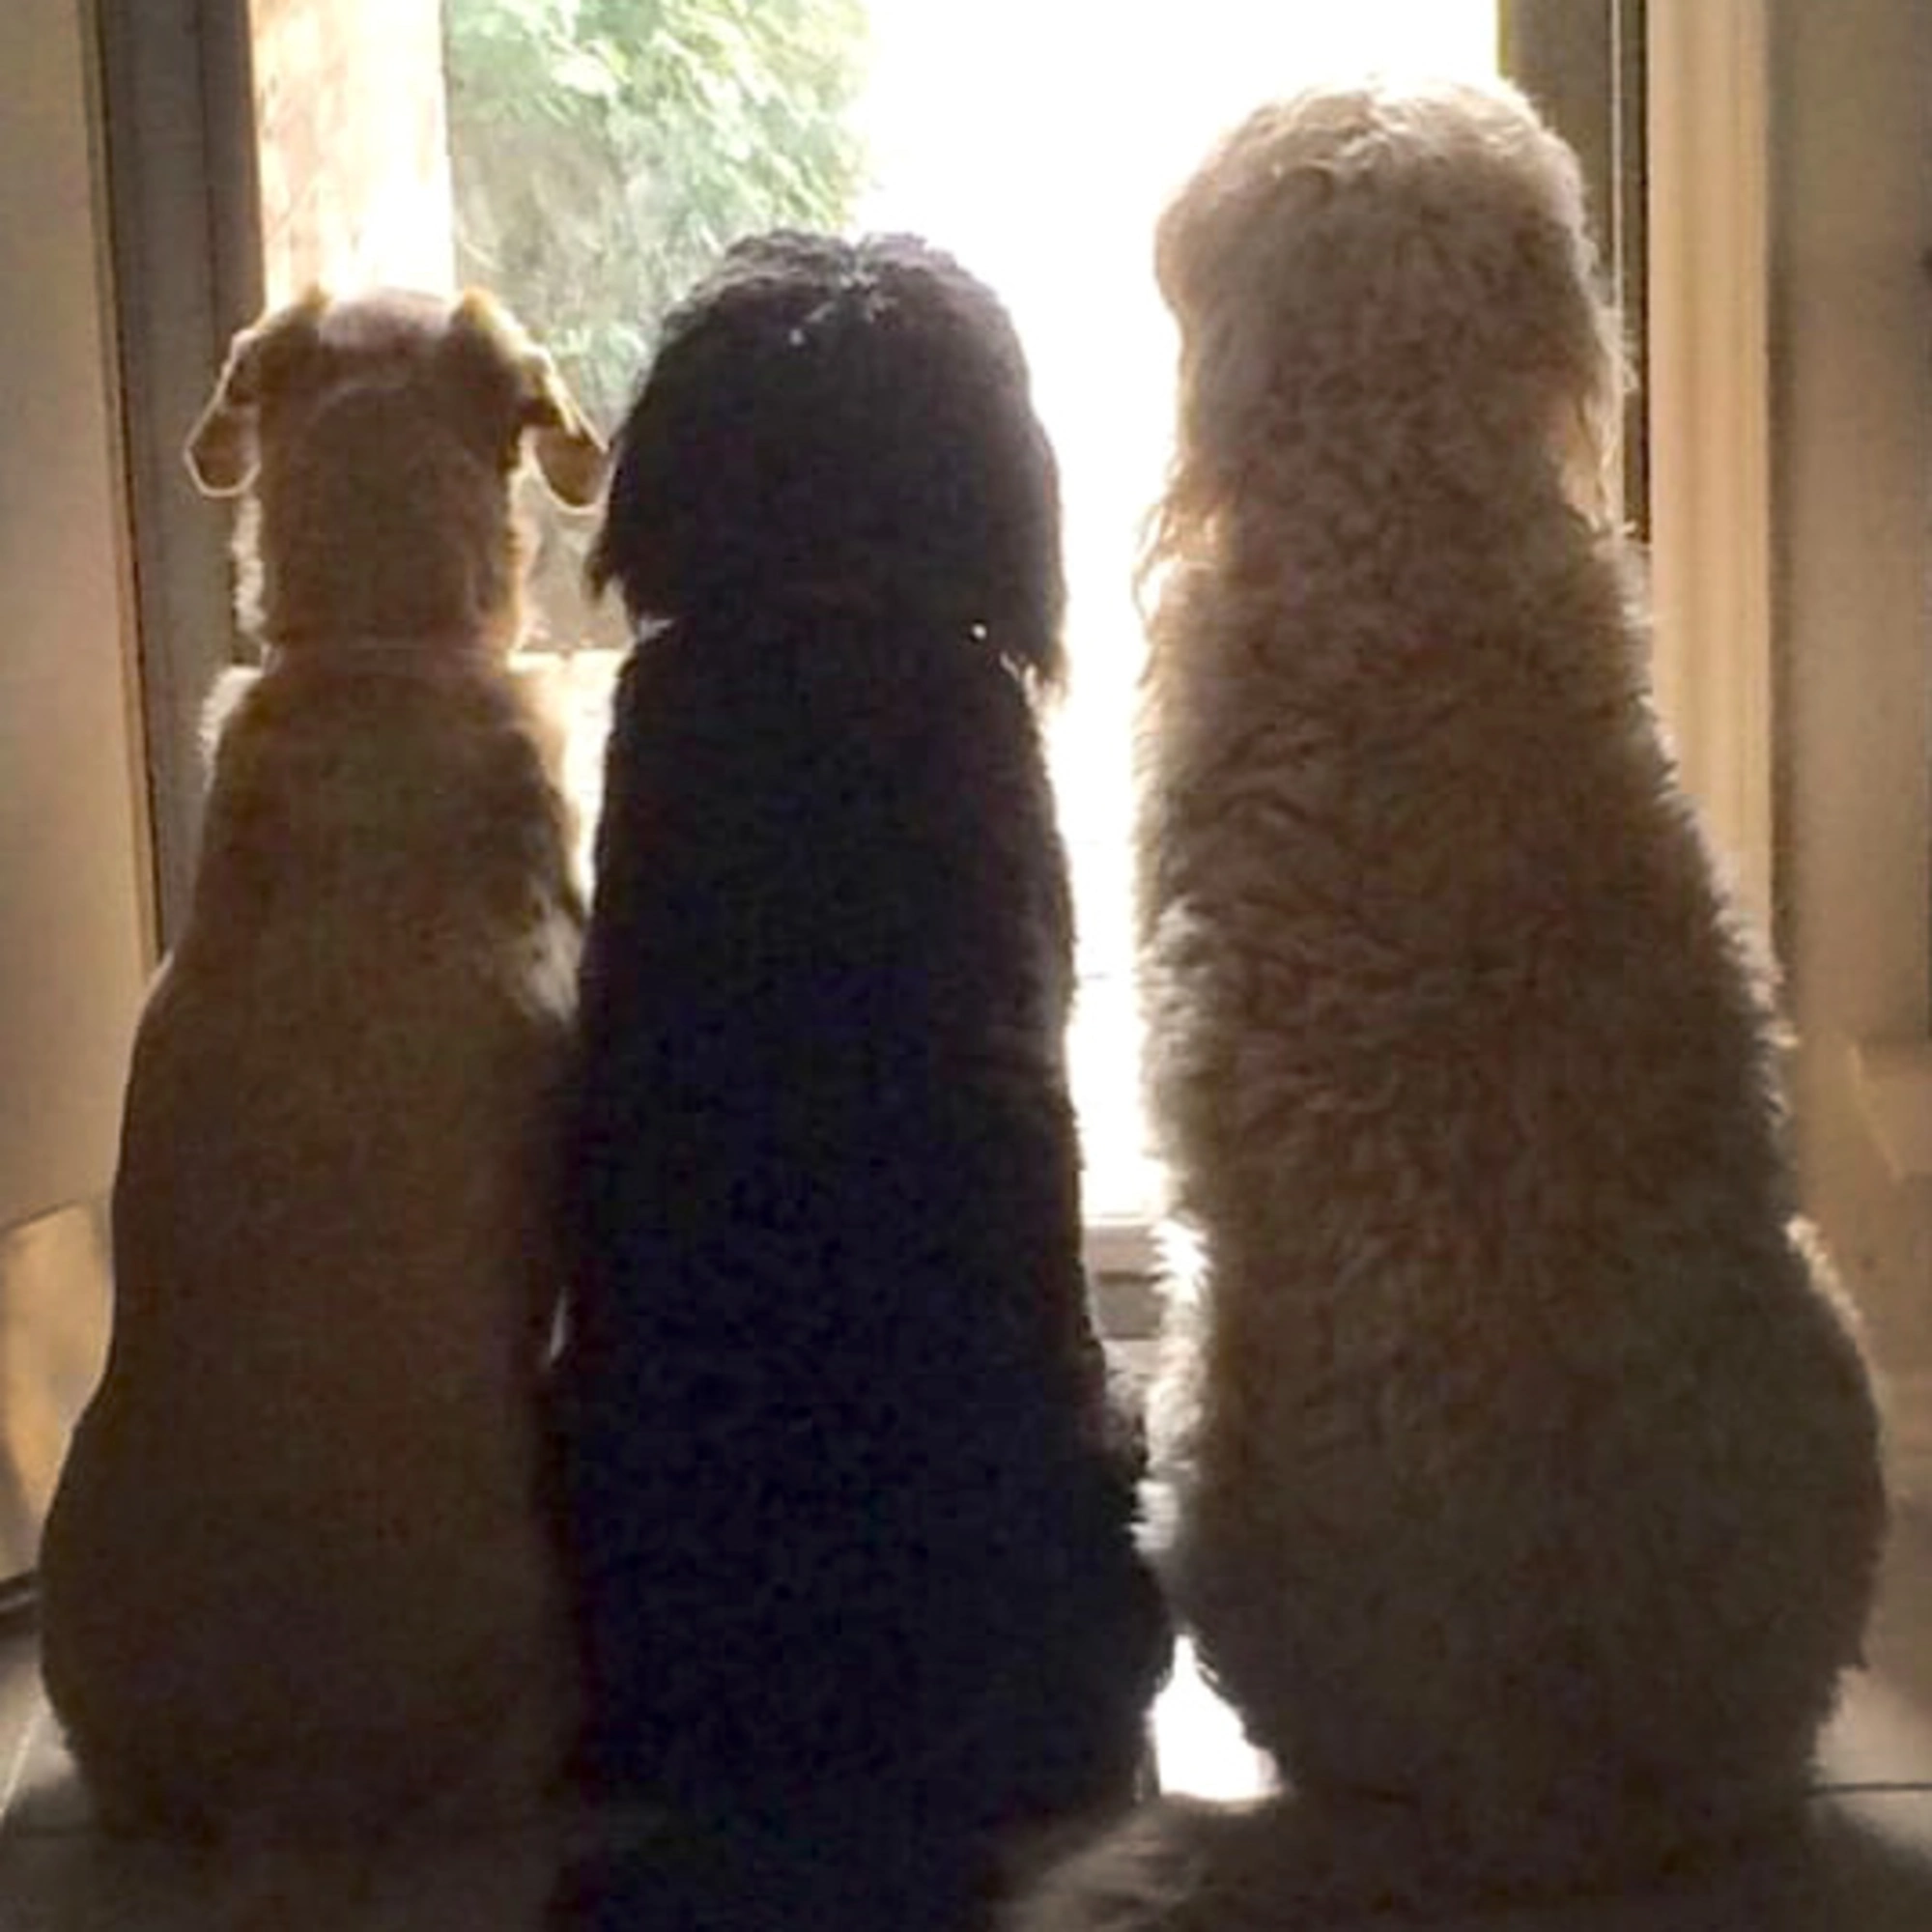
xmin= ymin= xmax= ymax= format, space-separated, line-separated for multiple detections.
xmin=554 ymin=233 xmax=1170 ymax=1889
xmin=39 ymin=288 xmax=604 ymax=1838
xmin=1016 ymin=77 xmax=1886 ymax=1930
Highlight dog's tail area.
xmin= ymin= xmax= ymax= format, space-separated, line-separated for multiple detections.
xmin=1005 ymin=1793 xmax=1437 ymax=1932
xmin=1002 ymin=1789 xmax=1801 ymax=1932
xmin=552 ymin=1804 xmax=996 ymax=1932
xmin=148 ymin=1828 xmax=555 ymax=1932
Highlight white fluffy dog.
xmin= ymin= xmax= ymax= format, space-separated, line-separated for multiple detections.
xmin=1017 ymin=77 xmax=1887 ymax=1926
xmin=39 ymin=289 xmax=603 ymax=1838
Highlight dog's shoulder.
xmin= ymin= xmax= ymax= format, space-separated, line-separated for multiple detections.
xmin=502 ymin=650 xmax=578 ymax=785
xmin=185 ymin=648 xmax=579 ymax=961
xmin=196 ymin=663 xmax=262 ymax=776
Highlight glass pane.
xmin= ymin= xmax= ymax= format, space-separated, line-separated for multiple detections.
xmin=252 ymin=0 xmax=459 ymax=299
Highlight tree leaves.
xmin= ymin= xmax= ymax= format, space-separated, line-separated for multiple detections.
xmin=443 ymin=0 xmax=870 ymax=429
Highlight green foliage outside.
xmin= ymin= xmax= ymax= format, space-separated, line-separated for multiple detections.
xmin=442 ymin=0 xmax=872 ymax=431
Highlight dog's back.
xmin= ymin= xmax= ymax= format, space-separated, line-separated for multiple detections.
xmin=39 ymin=290 xmax=604 ymax=1836
xmin=1034 ymin=78 xmax=1888 ymax=1924
xmin=556 ymin=234 xmax=1169 ymax=1848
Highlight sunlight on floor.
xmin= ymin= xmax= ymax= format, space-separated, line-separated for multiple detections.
xmin=1151 ymin=1639 xmax=1275 ymax=1802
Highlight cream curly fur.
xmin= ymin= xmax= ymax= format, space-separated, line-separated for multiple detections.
xmin=39 ymin=289 xmax=603 ymax=1838
xmin=1016 ymin=76 xmax=1886 ymax=1927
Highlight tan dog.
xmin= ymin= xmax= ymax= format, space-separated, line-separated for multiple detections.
xmin=40 ymin=289 xmax=604 ymax=1838
xmin=1016 ymin=77 xmax=1886 ymax=1928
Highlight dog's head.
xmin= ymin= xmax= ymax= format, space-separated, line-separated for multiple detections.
xmin=186 ymin=288 xmax=606 ymax=650
xmin=589 ymin=232 xmax=1066 ymax=687
xmin=1153 ymin=77 xmax=1624 ymax=530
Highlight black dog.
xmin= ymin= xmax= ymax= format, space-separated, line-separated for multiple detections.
xmin=553 ymin=232 xmax=1170 ymax=1878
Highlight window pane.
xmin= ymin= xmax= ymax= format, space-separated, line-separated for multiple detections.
xmin=251 ymin=0 xmax=458 ymax=299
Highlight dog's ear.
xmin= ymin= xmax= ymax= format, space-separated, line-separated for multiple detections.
xmin=448 ymin=291 xmax=607 ymax=509
xmin=185 ymin=288 xmax=329 ymax=497
xmin=522 ymin=353 xmax=607 ymax=509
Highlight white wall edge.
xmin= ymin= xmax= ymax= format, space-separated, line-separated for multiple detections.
xmin=1882 ymin=1370 xmax=1932 ymax=1509
xmin=1645 ymin=0 xmax=1775 ymax=937
xmin=1851 ymin=1040 xmax=1932 ymax=1183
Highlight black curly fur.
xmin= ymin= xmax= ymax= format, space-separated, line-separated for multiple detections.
xmin=553 ymin=233 xmax=1171 ymax=1853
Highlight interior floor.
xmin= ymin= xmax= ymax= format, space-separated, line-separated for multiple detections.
xmin=4 ymin=1505 xmax=1931 ymax=1930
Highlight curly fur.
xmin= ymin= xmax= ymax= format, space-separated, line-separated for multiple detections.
xmin=39 ymin=289 xmax=603 ymax=1838
xmin=553 ymin=233 xmax=1171 ymax=1875
xmin=1015 ymin=77 xmax=1887 ymax=1927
